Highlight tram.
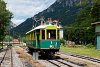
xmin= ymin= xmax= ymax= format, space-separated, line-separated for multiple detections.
xmin=26 ymin=18 xmax=62 ymax=56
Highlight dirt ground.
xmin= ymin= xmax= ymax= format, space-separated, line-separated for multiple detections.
xmin=15 ymin=46 xmax=45 ymax=67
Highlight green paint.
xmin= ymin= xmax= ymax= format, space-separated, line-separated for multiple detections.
xmin=26 ymin=40 xmax=36 ymax=48
xmin=96 ymin=36 xmax=100 ymax=50
xmin=26 ymin=40 xmax=60 ymax=49
xmin=36 ymin=34 xmax=40 ymax=48
xmin=39 ymin=40 xmax=60 ymax=49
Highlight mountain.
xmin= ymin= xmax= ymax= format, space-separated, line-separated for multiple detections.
xmin=6 ymin=22 xmax=16 ymax=31
xmin=10 ymin=18 xmax=35 ymax=36
xmin=34 ymin=0 xmax=92 ymax=25
xmin=11 ymin=0 xmax=93 ymax=36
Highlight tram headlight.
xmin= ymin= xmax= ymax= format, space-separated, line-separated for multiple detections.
xmin=50 ymin=45 xmax=54 ymax=49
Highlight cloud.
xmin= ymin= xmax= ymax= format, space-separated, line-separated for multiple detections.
xmin=4 ymin=0 xmax=56 ymax=25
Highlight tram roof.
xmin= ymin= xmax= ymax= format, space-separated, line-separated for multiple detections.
xmin=26 ymin=24 xmax=62 ymax=34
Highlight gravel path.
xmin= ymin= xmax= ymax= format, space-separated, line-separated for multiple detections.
xmin=12 ymin=47 xmax=24 ymax=67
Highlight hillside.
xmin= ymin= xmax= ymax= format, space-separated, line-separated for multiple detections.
xmin=11 ymin=0 xmax=93 ymax=36
xmin=10 ymin=18 xmax=35 ymax=36
xmin=34 ymin=0 xmax=93 ymax=25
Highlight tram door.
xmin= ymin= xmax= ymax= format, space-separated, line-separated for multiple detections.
xmin=36 ymin=33 xmax=40 ymax=48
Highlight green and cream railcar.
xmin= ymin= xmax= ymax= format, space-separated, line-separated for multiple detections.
xmin=26 ymin=23 xmax=62 ymax=55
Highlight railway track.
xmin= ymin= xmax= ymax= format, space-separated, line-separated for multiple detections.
xmin=0 ymin=48 xmax=8 ymax=65
xmin=0 ymin=46 xmax=13 ymax=67
xmin=59 ymin=52 xmax=100 ymax=64
xmin=22 ymin=46 xmax=85 ymax=67
xmin=60 ymin=58 xmax=86 ymax=66
xmin=21 ymin=46 xmax=100 ymax=67
xmin=37 ymin=56 xmax=85 ymax=67
xmin=47 ymin=59 xmax=73 ymax=67
xmin=38 ymin=58 xmax=85 ymax=67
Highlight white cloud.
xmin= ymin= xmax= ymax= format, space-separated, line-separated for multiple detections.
xmin=4 ymin=0 xmax=56 ymax=25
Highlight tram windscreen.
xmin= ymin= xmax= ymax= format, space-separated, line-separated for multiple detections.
xmin=47 ymin=30 xmax=56 ymax=39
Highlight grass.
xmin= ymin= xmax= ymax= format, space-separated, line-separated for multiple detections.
xmin=0 ymin=45 xmax=7 ymax=49
xmin=0 ymin=45 xmax=4 ymax=48
xmin=60 ymin=45 xmax=100 ymax=59
xmin=15 ymin=47 xmax=44 ymax=67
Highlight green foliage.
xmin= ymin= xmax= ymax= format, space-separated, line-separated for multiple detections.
xmin=86 ymin=43 xmax=94 ymax=48
xmin=4 ymin=35 xmax=13 ymax=42
xmin=93 ymin=0 xmax=100 ymax=4
xmin=0 ymin=0 xmax=12 ymax=41
xmin=60 ymin=38 xmax=65 ymax=44
xmin=21 ymin=37 xmax=26 ymax=42
xmin=64 ymin=2 xmax=99 ymax=45
xmin=64 ymin=26 xmax=95 ymax=45
xmin=91 ymin=3 xmax=100 ymax=22
xmin=76 ymin=0 xmax=91 ymax=6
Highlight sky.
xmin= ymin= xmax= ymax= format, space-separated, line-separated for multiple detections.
xmin=4 ymin=0 xmax=56 ymax=26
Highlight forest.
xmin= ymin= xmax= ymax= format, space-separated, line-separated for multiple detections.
xmin=64 ymin=0 xmax=100 ymax=45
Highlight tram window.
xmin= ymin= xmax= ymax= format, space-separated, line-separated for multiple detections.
xmin=36 ymin=30 xmax=40 ymax=34
xmin=57 ymin=30 xmax=59 ymax=39
xmin=47 ymin=30 xmax=56 ymax=39
xmin=42 ymin=30 xmax=45 ymax=39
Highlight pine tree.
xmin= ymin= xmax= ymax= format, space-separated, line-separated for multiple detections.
xmin=91 ymin=3 xmax=100 ymax=22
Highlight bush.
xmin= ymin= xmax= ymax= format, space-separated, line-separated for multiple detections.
xmin=60 ymin=39 xmax=65 ymax=44
xmin=86 ymin=43 xmax=94 ymax=48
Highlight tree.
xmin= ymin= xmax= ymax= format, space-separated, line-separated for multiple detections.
xmin=91 ymin=3 xmax=100 ymax=22
xmin=64 ymin=5 xmax=96 ymax=45
xmin=0 ymin=0 xmax=12 ymax=48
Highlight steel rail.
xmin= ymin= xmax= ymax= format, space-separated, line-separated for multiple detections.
xmin=55 ymin=59 xmax=73 ymax=67
xmin=47 ymin=59 xmax=73 ymax=67
xmin=60 ymin=52 xmax=100 ymax=64
xmin=0 ymin=47 xmax=8 ymax=65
